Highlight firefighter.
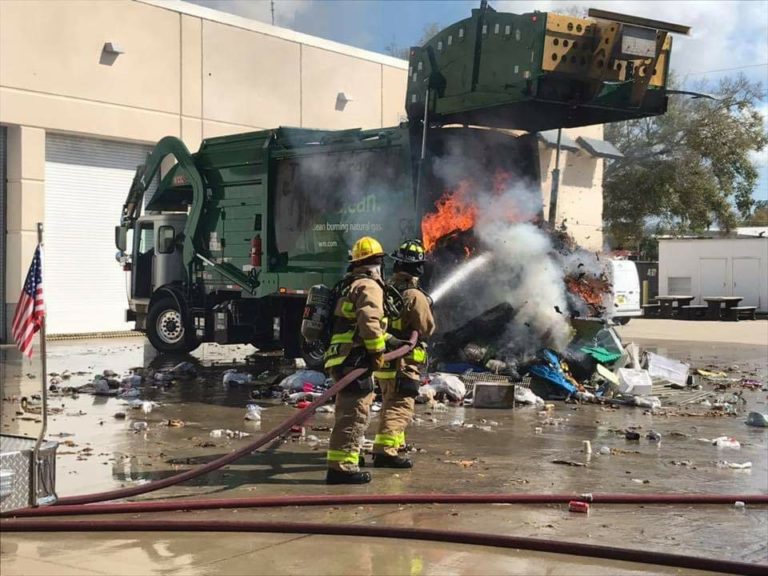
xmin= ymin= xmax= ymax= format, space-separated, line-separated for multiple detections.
xmin=372 ymin=239 xmax=435 ymax=468
xmin=324 ymin=236 xmax=389 ymax=485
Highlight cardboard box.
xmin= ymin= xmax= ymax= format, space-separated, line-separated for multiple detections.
xmin=473 ymin=382 xmax=516 ymax=408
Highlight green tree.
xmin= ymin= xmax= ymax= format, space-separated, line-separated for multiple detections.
xmin=744 ymin=199 xmax=768 ymax=226
xmin=603 ymin=75 xmax=767 ymax=247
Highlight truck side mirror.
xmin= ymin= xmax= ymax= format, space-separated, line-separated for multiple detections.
xmin=115 ymin=225 xmax=128 ymax=252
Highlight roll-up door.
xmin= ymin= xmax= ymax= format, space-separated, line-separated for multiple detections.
xmin=45 ymin=134 xmax=153 ymax=334
xmin=0 ymin=126 xmax=6 ymax=342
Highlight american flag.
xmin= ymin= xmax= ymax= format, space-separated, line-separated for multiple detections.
xmin=11 ymin=246 xmax=45 ymax=358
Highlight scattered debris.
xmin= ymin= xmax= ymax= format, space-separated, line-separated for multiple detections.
xmin=170 ymin=362 xmax=197 ymax=378
xmin=121 ymin=373 xmax=142 ymax=388
xmin=278 ymin=370 xmax=327 ymax=392
xmin=633 ymin=396 xmax=661 ymax=410
xmin=423 ymin=373 xmax=467 ymax=402
xmin=617 ymin=368 xmax=653 ymax=396
xmin=444 ymin=459 xmax=478 ymax=468
xmin=646 ymin=352 xmax=689 ymax=388
xmin=716 ymin=461 xmax=752 ymax=470
xmin=568 ymin=500 xmax=590 ymax=513
xmin=712 ymin=436 xmax=741 ymax=449
xmin=514 ymin=387 xmax=544 ymax=407
xmin=210 ymin=429 xmax=251 ymax=439
xmin=746 ymin=412 xmax=768 ymax=427
xmin=552 ymin=459 xmax=586 ymax=467
xmin=223 ymin=369 xmax=254 ymax=386
xmin=245 ymin=404 xmax=263 ymax=421
xmin=646 ymin=430 xmax=662 ymax=442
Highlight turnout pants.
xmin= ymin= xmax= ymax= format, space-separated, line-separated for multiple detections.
xmin=373 ymin=378 xmax=415 ymax=457
xmin=327 ymin=369 xmax=375 ymax=473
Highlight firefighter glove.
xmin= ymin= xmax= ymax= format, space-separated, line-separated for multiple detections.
xmin=385 ymin=336 xmax=410 ymax=351
xmin=369 ymin=352 xmax=386 ymax=371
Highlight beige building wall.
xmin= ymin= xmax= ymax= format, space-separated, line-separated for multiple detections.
xmin=0 ymin=0 xmax=408 ymax=328
xmin=538 ymin=124 xmax=605 ymax=251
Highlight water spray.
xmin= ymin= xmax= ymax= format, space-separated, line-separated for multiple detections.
xmin=430 ymin=252 xmax=493 ymax=303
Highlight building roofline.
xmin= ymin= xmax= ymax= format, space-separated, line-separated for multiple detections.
xmin=137 ymin=0 xmax=409 ymax=69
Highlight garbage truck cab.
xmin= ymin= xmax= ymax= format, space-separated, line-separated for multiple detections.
xmin=118 ymin=213 xmax=189 ymax=350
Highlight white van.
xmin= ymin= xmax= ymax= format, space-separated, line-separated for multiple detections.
xmin=609 ymin=259 xmax=642 ymax=324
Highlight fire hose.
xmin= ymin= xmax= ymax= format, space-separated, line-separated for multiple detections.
xmin=2 ymin=330 xmax=767 ymax=574
xmin=7 ymin=492 xmax=768 ymax=518
xmin=1 ymin=519 xmax=764 ymax=576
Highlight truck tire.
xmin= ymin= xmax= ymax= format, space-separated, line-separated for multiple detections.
xmin=147 ymin=297 xmax=199 ymax=354
xmin=614 ymin=317 xmax=631 ymax=326
xmin=300 ymin=338 xmax=326 ymax=371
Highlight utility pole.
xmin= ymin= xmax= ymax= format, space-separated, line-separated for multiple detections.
xmin=271 ymin=0 xmax=275 ymax=25
xmin=548 ymin=128 xmax=562 ymax=227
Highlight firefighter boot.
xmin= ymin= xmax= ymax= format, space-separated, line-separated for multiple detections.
xmin=373 ymin=453 xmax=413 ymax=469
xmin=326 ymin=468 xmax=372 ymax=485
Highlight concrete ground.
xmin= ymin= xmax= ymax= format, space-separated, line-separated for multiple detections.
xmin=617 ymin=318 xmax=768 ymax=346
xmin=1 ymin=320 xmax=767 ymax=575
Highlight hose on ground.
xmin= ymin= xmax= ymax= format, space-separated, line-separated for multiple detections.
xmin=2 ymin=519 xmax=764 ymax=576
xmin=8 ymin=492 xmax=768 ymax=518
xmin=51 ymin=333 xmax=418 ymax=507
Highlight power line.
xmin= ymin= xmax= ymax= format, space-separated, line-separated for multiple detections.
xmin=682 ymin=62 xmax=768 ymax=77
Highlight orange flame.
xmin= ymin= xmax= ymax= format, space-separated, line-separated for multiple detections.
xmin=421 ymin=181 xmax=477 ymax=251
xmin=420 ymin=169 xmax=524 ymax=252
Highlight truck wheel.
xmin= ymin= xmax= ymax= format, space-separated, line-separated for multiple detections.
xmin=300 ymin=338 xmax=326 ymax=371
xmin=147 ymin=297 xmax=199 ymax=353
xmin=614 ymin=317 xmax=630 ymax=326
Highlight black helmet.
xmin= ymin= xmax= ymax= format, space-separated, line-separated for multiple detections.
xmin=391 ymin=239 xmax=426 ymax=263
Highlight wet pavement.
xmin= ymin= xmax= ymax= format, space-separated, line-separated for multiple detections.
xmin=1 ymin=326 xmax=767 ymax=575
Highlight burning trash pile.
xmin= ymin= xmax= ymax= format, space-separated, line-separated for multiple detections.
xmin=413 ymin=137 xmax=686 ymax=408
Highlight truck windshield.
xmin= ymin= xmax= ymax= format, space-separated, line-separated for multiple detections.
xmin=273 ymin=146 xmax=417 ymax=268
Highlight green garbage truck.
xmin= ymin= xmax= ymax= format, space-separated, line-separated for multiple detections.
xmin=114 ymin=2 xmax=685 ymax=360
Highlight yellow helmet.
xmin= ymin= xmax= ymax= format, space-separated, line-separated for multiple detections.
xmin=350 ymin=236 xmax=385 ymax=263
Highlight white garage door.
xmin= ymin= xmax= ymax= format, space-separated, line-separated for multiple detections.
xmin=45 ymin=134 xmax=152 ymax=334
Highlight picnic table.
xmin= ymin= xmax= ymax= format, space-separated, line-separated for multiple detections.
xmin=655 ymin=295 xmax=695 ymax=319
xmin=703 ymin=296 xmax=743 ymax=320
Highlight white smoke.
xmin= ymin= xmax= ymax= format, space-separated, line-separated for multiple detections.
xmin=475 ymin=213 xmax=572 ymax=357
xmin=428 ymin=178 xmax=574 ymax=357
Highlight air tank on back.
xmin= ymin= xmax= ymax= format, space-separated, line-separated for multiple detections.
xmin=301 ymin=284 xmax=334 ymax=344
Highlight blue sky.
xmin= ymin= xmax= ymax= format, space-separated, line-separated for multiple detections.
xmin=190 ymin=0 xmax=768 ymax=203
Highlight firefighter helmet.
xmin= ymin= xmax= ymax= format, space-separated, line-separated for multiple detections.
xmin=349 ymin=236 xmax=386 ymax=263
xmin=391 ymin=239 xmax=426 ymax=263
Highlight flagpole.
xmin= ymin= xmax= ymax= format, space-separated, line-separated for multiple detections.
xmin=32 ymin=221 xmax=47 ymax=507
